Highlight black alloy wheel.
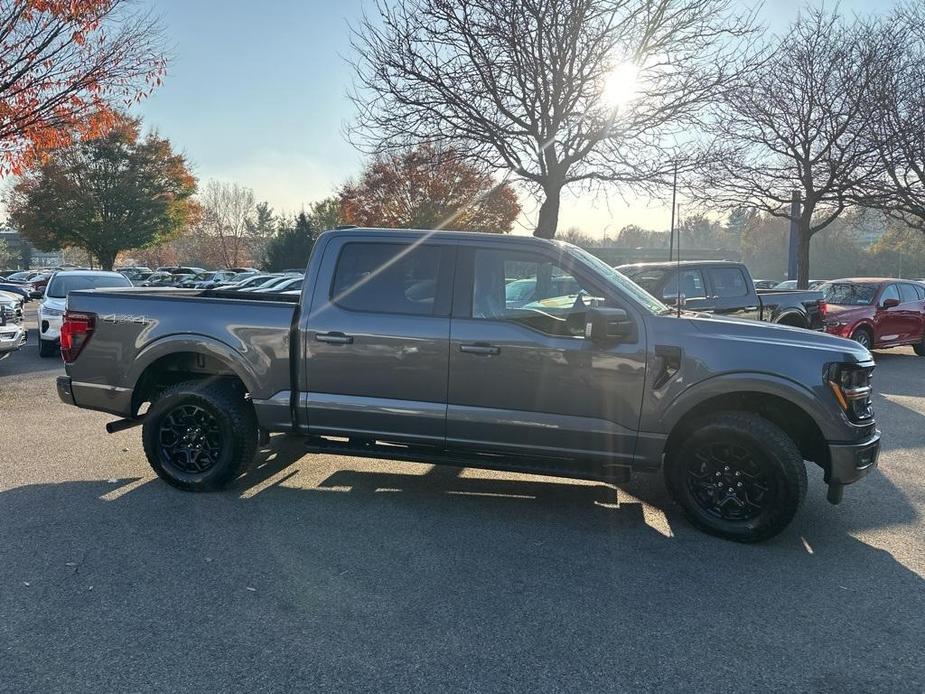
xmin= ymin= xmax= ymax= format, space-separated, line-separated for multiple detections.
xmin=157 ymin=404 xmax=224 ymax=476
xmin=686 ymin=442 xmax=775 ymax=522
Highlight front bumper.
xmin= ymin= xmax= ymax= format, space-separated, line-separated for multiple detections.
xmin=827 ymin=431 xmax=880 ymax=487
xmin=0 ymin=324 xmax=26 ymax=359
xmin=40 ymin=313 xmax=63 ymax=340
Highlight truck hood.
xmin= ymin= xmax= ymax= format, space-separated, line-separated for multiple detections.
xmin=41 ymin=296 xmax=67 ymax=312
xmin=687 ymin=312 xmax=871 ymax=362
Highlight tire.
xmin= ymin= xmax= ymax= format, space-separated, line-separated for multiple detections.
xmin=914 ymin=337 xmax=925 ymax=357
xmin=142 ymin=378 xmax=257 ymax=492
xmin=664 ymin=412 xmax=807 ymax=543
xmin=851 ymin=327 xmax=873 ymax=351
xmin=38 ymin=338 xmax=57 ymax=358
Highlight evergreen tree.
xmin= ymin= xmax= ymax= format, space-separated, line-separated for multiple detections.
xmin=263 ymin=213 xmax=316 ymax=272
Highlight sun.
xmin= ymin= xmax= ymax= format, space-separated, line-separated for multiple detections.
xmin=602 ymin=62 xmax=640 ymax=109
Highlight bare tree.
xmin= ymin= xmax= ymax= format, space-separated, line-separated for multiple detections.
xmin=198 ymin=180 xmax=257 ymax=268
xmin=864 ymin=2 xmax=925 ymax=230
xmin=695 ymin=8 xmax=888 ymax=288
xmin=349 ymin=0 xmax=757 ymax=239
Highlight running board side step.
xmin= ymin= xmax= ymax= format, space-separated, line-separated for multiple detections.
xmin=303 ymin=435 xmax=632 ymax=484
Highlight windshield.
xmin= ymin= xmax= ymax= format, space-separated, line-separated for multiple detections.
xmin=570 ymin=247 xmax=671 ymax=315
xmin=46 ymin=273 xmax=132 ymax=298
xmin=821 ymin=282 xmax=879 ymax=306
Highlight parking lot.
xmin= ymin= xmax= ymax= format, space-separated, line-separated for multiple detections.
xmin=0 ymin=305 xmax=923 ymax=692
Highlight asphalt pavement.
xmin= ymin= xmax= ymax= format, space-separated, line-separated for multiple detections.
xmin=1 ymin=306 xmax=923 ymax=692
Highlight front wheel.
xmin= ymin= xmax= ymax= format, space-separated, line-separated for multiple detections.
xmin=914 ymin=336 xmax=925 ymax=357
xmin=38 ymin=338 xmax=57 ymax=358
xmin=142 ymin=379 xmax=257 ymax=491
xmin=664 ymin=412 xmax=807 ymax=542
xmin=851 ymin=328 xmax=873 ymax=351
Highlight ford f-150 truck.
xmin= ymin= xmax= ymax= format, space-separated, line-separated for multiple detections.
xmin=56 ymin=229 xmax=880 ymax=542
xmin=617 ymin=260 xmax=826 ymax=330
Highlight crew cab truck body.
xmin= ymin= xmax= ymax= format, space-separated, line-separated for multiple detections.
xmin=617 ymin=260 xmax=826 ymax=330
xmin=57 ymin=229 xmax=879 ymax=542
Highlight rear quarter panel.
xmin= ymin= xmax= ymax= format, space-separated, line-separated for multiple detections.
xmin=65 ymin=290 xmax=295 ymax=405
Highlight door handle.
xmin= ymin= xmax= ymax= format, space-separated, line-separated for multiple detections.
xmin=459 ymin=343 xmax=500 ymax=356
xmin=315 ymin=331 xmax=353 ymax=345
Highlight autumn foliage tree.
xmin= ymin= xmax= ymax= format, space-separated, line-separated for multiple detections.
xmin=0 ymin=0 xmax=167 ymax=174
xmin=8 ymin=116 xmax=196 ymax=269
xmin=339 ymin=146 xmax=521 ymax=232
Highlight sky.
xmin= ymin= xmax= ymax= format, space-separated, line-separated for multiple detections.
xmin=136 ymin=0 xmax=896 ymax=238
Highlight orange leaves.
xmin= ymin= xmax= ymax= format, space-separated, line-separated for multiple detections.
xmin=340 ymin=145 xmax=522 ymax=233
xmin=0 ymin=0 xmax=166 ymax=173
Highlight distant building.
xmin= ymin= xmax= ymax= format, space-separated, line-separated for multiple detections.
xmin=0 ymin=228 xmax=63 ymax=269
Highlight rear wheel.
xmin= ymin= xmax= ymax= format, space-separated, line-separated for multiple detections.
xmin=38 ymin=338 xmax=57 ymax=358
xmin=665 ymin=412 xmax=807 ymax=542
xmin=851 ymin=327 xmax=873 ymax=350
xmin=142 ymin=379 xmax=257 ymax=491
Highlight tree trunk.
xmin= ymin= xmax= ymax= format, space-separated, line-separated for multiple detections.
xmin=797 ymin=220 xmax=811 ymax=290
xmin=98 ymin=250 xmax=117 ymax=271
xmin=534 ymin=185 xmax=562 ymax=239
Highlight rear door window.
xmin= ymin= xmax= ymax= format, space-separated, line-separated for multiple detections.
xmin=899 ymin=284 xmax=918 ymax=304
xmin=331 ymin=242 xmax=446 ymax=316
xmin=707 ymin=267 xmax=749 ymax=298
xmin=663 ymin=269 xmax=707 ymax=300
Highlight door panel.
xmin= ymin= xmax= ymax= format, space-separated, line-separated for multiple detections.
xmin=705 ymin=266 xmax=760 ymax=320
xmin=447 ymin=246 xmax=646 ymax=466
xmin=304 ymin=239 xmax=455 ymax=444
xmin=874 ymin=284 xmax=911 ymax=345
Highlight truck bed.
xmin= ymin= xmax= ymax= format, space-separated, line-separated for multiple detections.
xmin=62 ymin=287 xmax=299 ymax=419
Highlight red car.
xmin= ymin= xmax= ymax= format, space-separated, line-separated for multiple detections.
xmin=821 ymin=278 xmax=925 ymax=354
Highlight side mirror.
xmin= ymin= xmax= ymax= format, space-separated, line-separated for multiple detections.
xmin=586 ymin=306 xmax=633 ymax=342
xmin=662 ymin=291 xmax=687 ymax=308
xmin=882 ymin=298 xmax=900 ymax=309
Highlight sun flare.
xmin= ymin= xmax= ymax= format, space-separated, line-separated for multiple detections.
xmin=602 ymin=62 xmax=640 ymax=109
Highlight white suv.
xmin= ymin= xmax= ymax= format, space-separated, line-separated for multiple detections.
xmin=38 ymin=270 xmax=133 ymax=357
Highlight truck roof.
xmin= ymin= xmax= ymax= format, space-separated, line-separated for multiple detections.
xmin=320 ymin=227 xmax=565 ymax=248
xmin=617 ymin=260 xmax=742 ymax=270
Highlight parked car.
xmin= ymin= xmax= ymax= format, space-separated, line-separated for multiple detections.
xmin=252 ymin=276 xmax=304 ymax=293
xmin=177 ymin=271 xmax=240 ymax=289
xmin=3 ymin=271 xmax=37 ymax=283
xmin=127 ymin=272 xmax=153 ymax=285
xmin=753 ymin=279 xmax=778 ymax=290
xmin=774 ymin=279 xmax=825 ymax=290
xmin=56 ymin=228 xmax=880 ymax=543
xmin=0 ymin=292 xmax=26 ymax=361
xmin=0 ymin=282 xmax=32 ymax=302
xmin=116 ymin=266 xmax=153 ymax=279
xmin=27 ymin=272 xmax=52 ymax=298
xmin=617 ymin=261 xmax=826 ymax=329
xmin=38 ymin=270 xmax=133 ymax=357
xmin=155 ymin=266 xmax=205 ymax=276
xmin=821 ymin=278 xmax=925 ymax=354
xmin=238 ymin=274 xmax=297 ymax=292
xmin=222 ymin=274 xmax=280 ymax=291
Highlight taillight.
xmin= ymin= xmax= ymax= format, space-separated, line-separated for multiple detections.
xmin=60 ymin=311 xmax=96 ymax=364
xmin=819 ymin=301 xmax=827 ymax=317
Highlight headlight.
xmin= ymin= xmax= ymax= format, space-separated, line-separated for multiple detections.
xmin=42 ymin=306 xmax=64 ymax=317
xmin=826 ymin=363 xmax=874 ymax=423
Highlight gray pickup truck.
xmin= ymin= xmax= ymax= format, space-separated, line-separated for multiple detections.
xmin=56 ymin=229 xmax=880 ymax=542
xmin=617 ymin=260 xmax=826 ymax=330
